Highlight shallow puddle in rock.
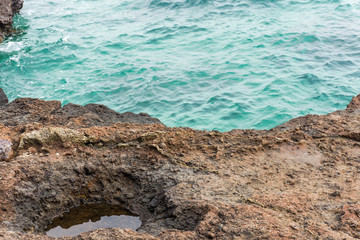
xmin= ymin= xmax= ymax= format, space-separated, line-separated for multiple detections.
xmin=45 ymin=204 xmax=141 ymax=238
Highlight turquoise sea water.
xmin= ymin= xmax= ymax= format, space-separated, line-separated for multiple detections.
xmin=0 ymin=0 xmax=359 ymax=131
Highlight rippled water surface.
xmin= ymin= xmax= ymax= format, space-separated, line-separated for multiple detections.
xmin=1 ymin=0 xmax=359 ymax=131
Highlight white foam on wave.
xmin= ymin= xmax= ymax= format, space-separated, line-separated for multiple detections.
xmin=9 ymin=55 xmax=20 ymax=66
xmin=62 ymin=35 xmax=70 ymax=43
xmin=0 ymin=42 xmax=24 ymax=53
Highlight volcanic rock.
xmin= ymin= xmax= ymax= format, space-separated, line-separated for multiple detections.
xmin=0 ymin=88 xmax=8 ymax=106
xmin=0 ymin=139 xmax=12 ymax=160
xmin=347 ymin=94 xmax=360 ymax=112
xmin=0 ymin=0 xmax=23 ymax=42
xmin=0 ymin=98 xmax=162 ymax=127
xmin=0 ymin=94 xmax=360 ymax=239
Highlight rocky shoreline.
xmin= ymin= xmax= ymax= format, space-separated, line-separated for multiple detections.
xmin=0 ymin=88 xmax=359 ymax=239
xmin=2 ymin=2 xmax=360 ymax=239
xmin=0 ymin=0 xmax=23 ymax=42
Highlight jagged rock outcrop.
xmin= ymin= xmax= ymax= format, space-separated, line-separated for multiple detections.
xmin=1 ymin=89 xmax=360 ymax=239
xmin=0 ymin=88 xmax=8 ymax=106
xmin=0 ymin=0 xmax=23 ymax=42
xmin=0 ymin=98 xmax=162 ymax=127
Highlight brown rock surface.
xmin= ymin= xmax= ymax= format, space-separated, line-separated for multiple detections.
xmin=0 ymin=94 xmax=360 ymax=239
xmin=0 ymin=0 xmax=23 ymax=42
xmin=0 ymin=88 xmax=8 ymax=106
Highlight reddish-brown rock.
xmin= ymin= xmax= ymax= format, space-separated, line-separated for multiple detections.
xmin=347 ymin=94 xmax=360 ymax=111
xmin=0 ymin=94 xmax=360 ymax=239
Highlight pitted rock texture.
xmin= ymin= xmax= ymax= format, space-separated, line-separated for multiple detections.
xmin=0 ymin=0 xmax=23 ymax=42
xmin=0 ymin=94 xmax=360 ymax=239
xmin=0 ymin=88 xmax=8 ymax=106
xmin=0 ymin=98 xmax=162 ymax=127
xmin=0 ymin=139 xmax=12 ymax=160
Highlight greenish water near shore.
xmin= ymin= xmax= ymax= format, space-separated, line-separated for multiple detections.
xmin=0 ymin=0 xmax=359 ymax=131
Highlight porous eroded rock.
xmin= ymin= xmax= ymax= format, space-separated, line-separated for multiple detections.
xmin=0 ymin=98 xmax=162 ymax=127
xmin=337 ymin=204 xmax=360 ymax=238
xmin=0 ymin=0 xmax=23 ymax=42
xmin=347 ymin=94 xmax=360 ymax=111
xmin=0 ymin=94 xmax=360 ymax=239
xmin=0 ymin=139 xmax=12 ymax=160
xmin=18 ymin=127 xmax=88 ymax=149
xmin=0 ymin=88 xmax=8 ymax=106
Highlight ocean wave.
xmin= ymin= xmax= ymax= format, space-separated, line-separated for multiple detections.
xmin=1 ymin=0 xmax=359 ymax=132
xmin=0 ymin=42 xmax=24 ymax=53
xmin=148 ymin=0 xmax=214 ymax=9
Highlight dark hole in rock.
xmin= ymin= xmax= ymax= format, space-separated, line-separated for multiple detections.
xmin=44 ymin=203 xmax=141 ymax=238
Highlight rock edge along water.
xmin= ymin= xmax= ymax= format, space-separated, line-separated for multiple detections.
xmin=0 ymin=89 xmax=360 ymax=239
xmin=0 ymin=0 xmax=23 ymax=42
xmin=0 ymin=88 xmax=8 ymax=106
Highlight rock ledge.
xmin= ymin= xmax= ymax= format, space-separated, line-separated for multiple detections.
xmin=1 ymin=92 xmax=360 ymax=239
